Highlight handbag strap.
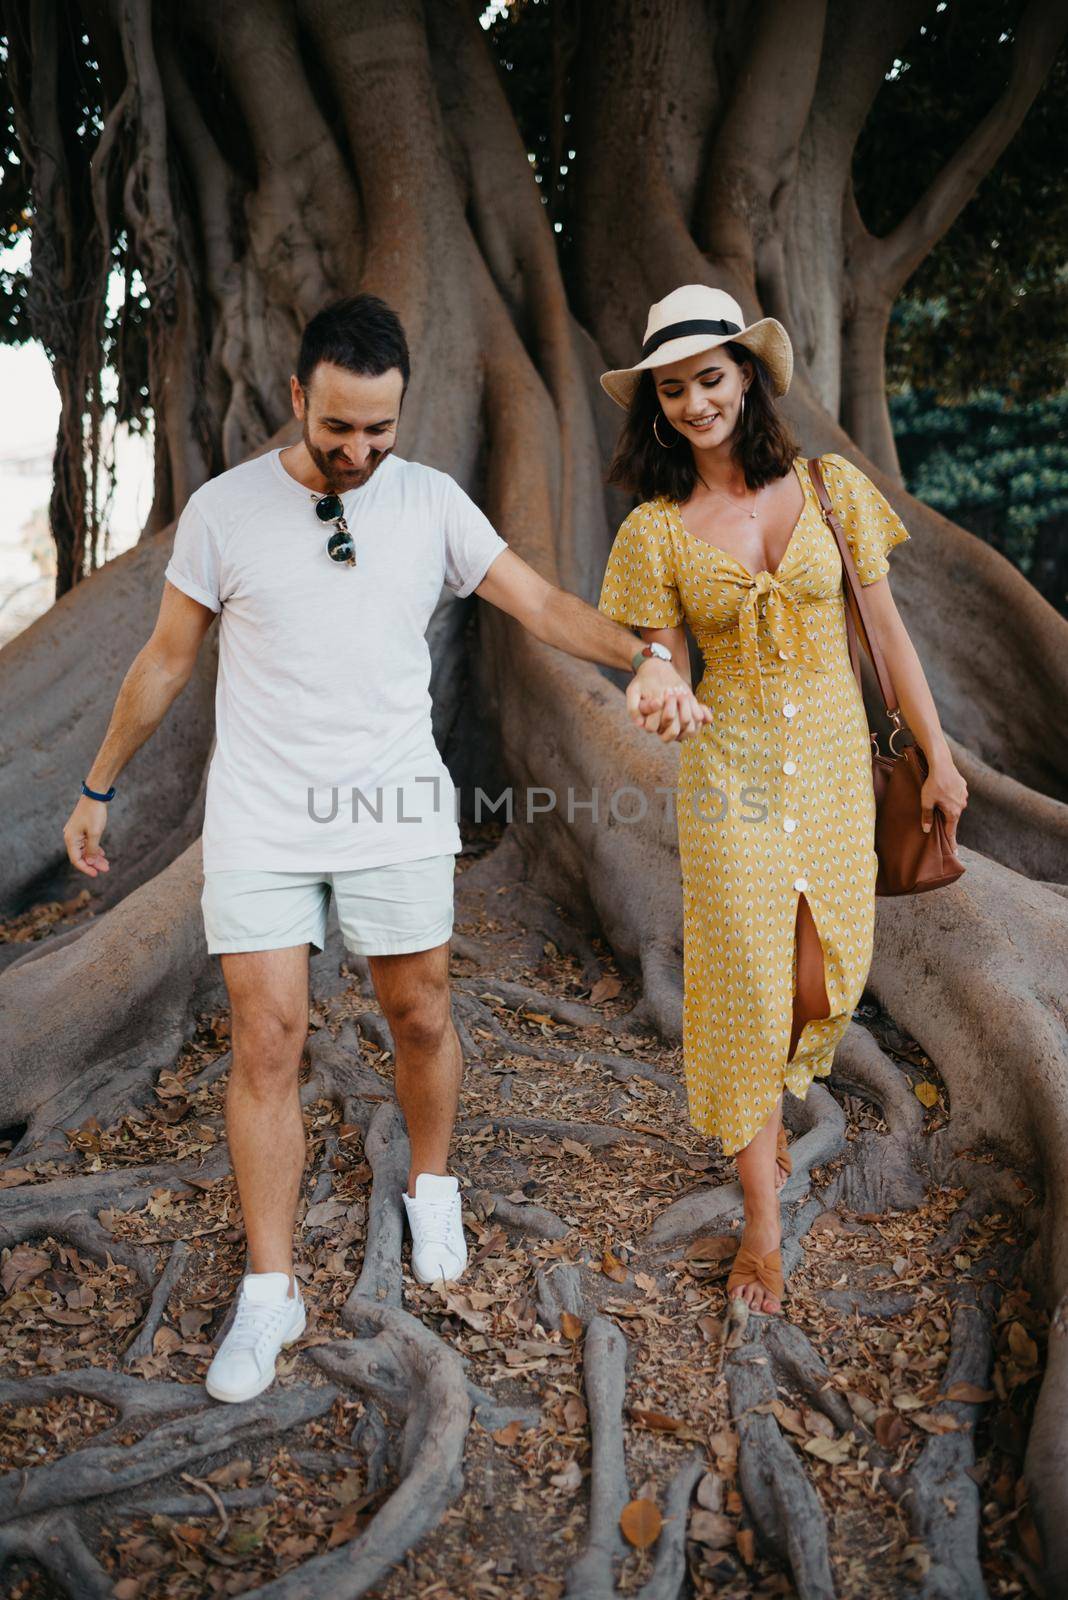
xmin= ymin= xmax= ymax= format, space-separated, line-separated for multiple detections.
xmin=806 ymin=455 xmax=904 ymax=730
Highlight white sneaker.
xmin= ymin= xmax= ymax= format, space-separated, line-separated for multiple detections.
xmin=402 ymin=1173 xmax=469 ymax=1284
xmin=205 ymin=1271 xmax=306 ymax=1403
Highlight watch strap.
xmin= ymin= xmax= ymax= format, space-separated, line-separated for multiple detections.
xmin=631 ymin=642 xmax=670 ymax=673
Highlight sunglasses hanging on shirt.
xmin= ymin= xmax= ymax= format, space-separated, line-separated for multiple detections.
xmin=313 ymin=492 xmax=357 ymax=566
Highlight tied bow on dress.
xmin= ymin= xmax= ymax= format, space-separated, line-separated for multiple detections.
xmin=733 ymin=569 xmax=830 ymax=716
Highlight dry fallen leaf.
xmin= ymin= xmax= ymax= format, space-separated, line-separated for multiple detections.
xmin=1018 ymin=1507 xmax=1043 ymax=1568
xmin=438 ymin=1291 xmax=491 ymax=1332
xmin=627 ymin=1406 xmax=704 ymax=1443
xmin=1007 ymin=1321 xmax=1038 ymax=1368
xmin=911 ymin=1411 xmax=963 ymax=1435
xmin=179 ymin=1307 xmax=212 ymax=1339
xmin=942 ymin=1382 xmax=995 ymax=1404
xmin=875 ymin=1412 xmax=908 ymax=1448
xmin=755 ymin=1398 xmax=807 ymax=1438
xmin=560 ymin=1311 xmax=584 ymax=1340
xmin=562 ymin=1395 xmax=588 ymax=1430
xmin=809 ymin=1210 xmax=849 ymax=1235
xmin=327 ymin=1504 xmax=369 ymax=1548
xmin=550 ymin=1459 xmax=583 ymax=1492
xmin=801 ymin=1406 xmax=836 ymax=1439
xmin=913 ymin=1080 xmax=939 ymax=1108
xmin=846 ymin=1390 xmax=879 ymax=1428
xmin=302 ymin=1197 xmax=347 ymax=1230
xmin=620 ymin=1497 xmax=662 ymax=1549
xmin=1 ymin=1246 xmax=51 ymax=1295
xmin=684 ymin=1234 xmax=737 ymax=1263
xmin=802 ymin=1433 xmax=852 ymax=1464
xmin=492 ymin=1420 xmax=523 ymax=1447
xmin=601 ymin=1248 xmax=628 ymax=1283
xmin=696 ymin=1472 xmax=723 ymax=1513
xmin=690 ymin=1509 xmax=733 ymax=1549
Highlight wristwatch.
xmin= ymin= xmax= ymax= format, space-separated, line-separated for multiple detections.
xmin=631 ymin=640 xmax=672 ymax=674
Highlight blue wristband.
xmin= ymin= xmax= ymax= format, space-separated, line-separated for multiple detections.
xmin=81 ymin=780 xmax=116 ymax=803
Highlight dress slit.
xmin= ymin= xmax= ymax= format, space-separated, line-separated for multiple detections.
xmin=786 ymin=890 xmax=831 ymax=1068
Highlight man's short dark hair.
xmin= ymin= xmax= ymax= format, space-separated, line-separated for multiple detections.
xmin=296 ymin=294 xmax=411 ymax=392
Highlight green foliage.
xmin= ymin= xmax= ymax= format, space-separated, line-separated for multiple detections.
xmin=0 ymin=27 xmax=150 ymax=436
xmin=482 ymin=1 xmax=1068 ymax=405
xmin=890 ymin=387 xmax=1068 ymax=611
xmin=855 ymin=1 xmax=1068 ymax=402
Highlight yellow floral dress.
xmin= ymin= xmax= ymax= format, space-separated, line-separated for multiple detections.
xmin=598 ymin=453 xmax=911 ymax=1155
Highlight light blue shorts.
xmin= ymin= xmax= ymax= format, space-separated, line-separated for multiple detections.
xmin=201 ymin=853 xmax=455 ymax=957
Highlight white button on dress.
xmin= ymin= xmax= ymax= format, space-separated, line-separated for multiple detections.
xmin=784 ymin=818 xmax=798 ymax=833
xmin=794 ymin=877 xmax=809 ymax=893
xmin=783 ymin=760 xmax=797 ymax=775
xmin=783 ymin=702 xmax=797 ymax=718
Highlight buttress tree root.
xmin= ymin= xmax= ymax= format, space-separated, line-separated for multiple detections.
xmin=1 ymin=0 xmax=1066 ymax=1593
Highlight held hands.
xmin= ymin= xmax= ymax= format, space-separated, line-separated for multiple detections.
xmin=63 ymin=796 xmax=111 ymax=877
xmin=625 ymin=659 xmax=713 ymax=743
xmin=920 ymin=755 xmax=968 ymax=850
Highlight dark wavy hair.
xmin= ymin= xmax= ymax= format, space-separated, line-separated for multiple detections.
xmin=606 ymin=343 xmax=798 ymax=504
xmin=296 ymin=294 xmax=411 ymax=393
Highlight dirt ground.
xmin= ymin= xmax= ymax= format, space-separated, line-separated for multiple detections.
xmin=0 ymin=827 xmax=1048 ymax=1598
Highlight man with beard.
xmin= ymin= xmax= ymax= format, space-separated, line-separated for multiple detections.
xmin=62 ymin=294 xmax=708 ymax=1404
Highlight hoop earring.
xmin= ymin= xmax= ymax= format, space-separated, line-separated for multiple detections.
xmin=653 ymin=414 xmax=677 ymax=450
xmin=740 ymin=391 xmax=747 ymax=420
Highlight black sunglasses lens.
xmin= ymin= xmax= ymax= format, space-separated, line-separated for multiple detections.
xmin=327 ymin=528 xmax=356 ymax=563
xmin=315 ymin=493 xmax=345 ymax=523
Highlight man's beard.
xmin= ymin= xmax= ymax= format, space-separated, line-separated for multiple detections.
xmin=303 ymin=417 xmax=391 ymax=492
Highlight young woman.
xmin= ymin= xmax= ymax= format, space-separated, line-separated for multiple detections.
xmin=597 ymin=284 xmax=968 ymax=1316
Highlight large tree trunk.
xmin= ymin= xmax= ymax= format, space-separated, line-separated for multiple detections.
xmin=2 ymin=2 xmax=1067 ymax=1594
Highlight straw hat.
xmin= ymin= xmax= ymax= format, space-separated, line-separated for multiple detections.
xmin=599 ymin=284 xmax=793 ymax=408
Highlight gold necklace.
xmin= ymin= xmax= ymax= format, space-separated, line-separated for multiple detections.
xmin=695 ymin=472 xmax=760 ymax=520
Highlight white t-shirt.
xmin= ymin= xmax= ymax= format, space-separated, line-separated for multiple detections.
xmin=164 ymin=448 xmax=508 ymax=872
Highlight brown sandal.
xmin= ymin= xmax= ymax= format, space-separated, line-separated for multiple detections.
xmin=726 ymin=1245 xmax=785 ymax=1311
xmin=776 ymin=1125 xmax=792 ymax=1183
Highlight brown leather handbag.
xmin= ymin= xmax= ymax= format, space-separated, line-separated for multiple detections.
xmin=807 ymin=456 xmax=965 ymax=897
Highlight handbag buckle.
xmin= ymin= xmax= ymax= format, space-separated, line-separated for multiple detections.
xmin=885 ymin=707 xmax=910 ymax=757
